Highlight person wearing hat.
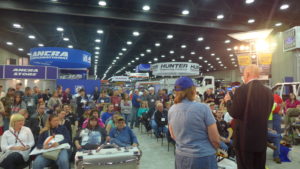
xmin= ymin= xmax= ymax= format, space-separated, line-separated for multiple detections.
xmin=109 ymin=116 xmax=138 ymax=147
xmin=168 ymin=76 xmax=220 ymax=169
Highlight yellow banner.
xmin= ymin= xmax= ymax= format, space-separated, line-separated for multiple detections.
xmin=237 ymin=55 xmax=252 ymax=66
xmin=258 ymin=53 xmax=272 ymax=65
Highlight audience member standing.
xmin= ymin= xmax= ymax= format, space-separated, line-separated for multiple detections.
xmin=15 ymin=83 xmax=24 ymax=97
xmin=169 ymin=76 xmax=220 ymax=169
xmin=130 ymin=89 xmax=141 ymax=129
xmin=0 ymin=85 xmax=5 ymax=99
xmin=1 ymin=88 xmax=15 ymax=131
xmin=225 ymin=65 xmax=274 ymax=169
xmin=23 ymin=87 xmax=36 ymax=116
xmin=120 ymin=93 xmax=132 ymax=125
xmin=62 ymin=88 xmax=72 ymax=104
xmin=147 ymin=87 xmax=158 ymax=110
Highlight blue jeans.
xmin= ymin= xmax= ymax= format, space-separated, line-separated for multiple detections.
xmin=130 ymin=107 xmax=138 ymax=128
xmin=175 ymin=154 xmax=218 ymax=169
xmin=273 ymin=114 xmax=282 ymax=134
xmin=123 ymin=114 xmax=131 ymax=126
xmin=267 ymin=131 xmax=281 ymax=158
xmin=32 ymin=149 xmax=70 ymax=169
xmin=150 ymin=120 xmax=158 ymax=135
xmin=110 ymin=138 xmax=130 ymax=147
xmin=158 ymin=126 xmax=168 ymax=135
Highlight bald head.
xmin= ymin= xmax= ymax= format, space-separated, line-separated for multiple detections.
xmin=243 ymin=64 xmax=260 ymax=83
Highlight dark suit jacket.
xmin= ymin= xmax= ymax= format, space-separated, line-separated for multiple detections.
xmin=226 ymin=80 xmax=273 ymax=152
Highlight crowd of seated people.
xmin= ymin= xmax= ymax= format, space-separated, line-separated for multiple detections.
xmin=0 ymin=83 xmax=290 ymax=169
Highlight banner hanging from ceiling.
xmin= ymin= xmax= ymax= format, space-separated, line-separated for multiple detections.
xmin=0 ymin=65 xmax=58 ymax=80
xmin=110 ymin=76 xmax=131 ymax=82
xmin=136 ymin=64 xmax=151 ymax=72
xmin=29 ymin=47 xmax=91 ymax=68
xmin=151 ymin=62 xmax=199 ymax=76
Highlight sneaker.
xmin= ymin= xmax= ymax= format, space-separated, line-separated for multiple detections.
xmin=273 ymin=157 xmax=281 ymax=164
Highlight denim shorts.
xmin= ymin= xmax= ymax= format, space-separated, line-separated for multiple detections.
xmin=175 ymin=153 xmax=218 ymax=169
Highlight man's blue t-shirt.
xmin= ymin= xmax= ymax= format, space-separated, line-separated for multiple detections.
xmin=132 ymin=94 xmax=140 ymax=108
xmin=168 ymin=99 xmax=216 ymax=157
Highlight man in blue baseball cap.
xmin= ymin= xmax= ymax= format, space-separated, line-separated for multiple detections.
xmin=169 ymin=76 xmax=220 ymax=169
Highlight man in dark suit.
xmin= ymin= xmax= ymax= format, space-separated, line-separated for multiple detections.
xmin=224 ymin=65 xmax=274 ymax=169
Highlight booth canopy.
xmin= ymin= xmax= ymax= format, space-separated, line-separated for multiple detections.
xmin=30 ymin=47 xmax=91 ymax=68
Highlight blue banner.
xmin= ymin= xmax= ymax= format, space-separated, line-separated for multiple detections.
xmin=136 ymin=64 xmax=151 ymax=72
xmin=30 ymin=47 xmax=91 ymax=68
xmin=56 ymin=79 xmax=100 ymax=95
xmin=0 ymin=65 xmax=58 ymax=80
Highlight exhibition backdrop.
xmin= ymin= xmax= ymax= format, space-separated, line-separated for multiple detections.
xmin=56 ymin=79 xmax=100 ymax=95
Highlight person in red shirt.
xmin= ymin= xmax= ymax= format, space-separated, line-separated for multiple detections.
xmin=272 ymin=94 xmax=283 ymax=134
xmin=111 ymin=90 xmax=121 ymax=112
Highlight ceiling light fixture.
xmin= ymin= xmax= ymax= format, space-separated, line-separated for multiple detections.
xmin=280 ymin=4 xmax=289 ymax=10
xmin=18 ymin=48 xmax=24 ymax=51
xmin=224 ymin=40 xmax=231 ymax=43
xmin=198 ymin=56 xmax=203 ymax=60
xmin=142 ymin=5 xmax=150 ymax=11
xmin=95 ymin=51 xmax=99 ymax=55
xmin=127 ymin=41 xmax=132 ymax=45
xmin=146 ymin=49 xmax=151 ymax=53
xmin=248 ymin=19 xmax=255 ymax=24
xmin=133 ymin=31 xmax=140 ymax=36
xmin=245 ymin=0 xmax=255 ymax=4
xmin=217 ymin=14 xmax=224 ymax=20
xmin=68 ymin=45 xmax=73 ymax=48
xmin=98 ymin=1 xmax=107 ymax=7
xmin=155 ymin=42 xmax=160 ymax=47
xmin=95 ymin=46 xmax=100 ymax=50
xmin=122 ymin=48 xmax=127 ymax=51
xmin=182 ymin=10 xmax=190 ymax=15
xmin=205 ymin=46 xmax=210 ymax=50
xmin=161 ymin=55 xmax=165 ymax=58
xmin=181 ymin=45 xmax=187 ymax=48
xmin=167 ymin=34 xmax=173 ymax=39
xmin=170 ymin=50 xmax=174 ymax=54
xmin=140 ymin=53 xmax=145 ymax=57
xmin=97 ymin=29 xmax=104 ymax=34
xmin=12 ymin=23 xmax=22 ymax=29
xmin=197 ymin=37 xmax=204 ymax=41
xmin=190 ymin=51 xmax=195 ymax=55
xmin=95 ymin=39 xmax=101 ymax=43
xmin=28 ymin=35 xmax=36 ymax=39
xmin=63 ymin=37 xmax=69 ymax=41
xmin=56 ymin=27 xmax=64 ymax=32
xmin=211 ymin=53 xmax=215 ymax=56
xmin=38 ymin=43 xmax=44 ymax=47
xmin=6 ymin=42 xmax=13 ymax=46
xmin=119 ymin=52 xmax=123 ymax=56
xmin=275 ymin=22 xmax=282 ymax=27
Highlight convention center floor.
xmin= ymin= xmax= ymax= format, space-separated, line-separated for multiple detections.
xmin=133 ymin=128 xmax=300 ymax=169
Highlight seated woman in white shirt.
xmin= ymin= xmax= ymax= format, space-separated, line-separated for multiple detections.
xmin=0 ymin=113 xmax=35 ymax=169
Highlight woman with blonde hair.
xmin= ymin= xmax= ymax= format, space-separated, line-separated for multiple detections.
xmin=168 ymin=77 xmax=220 ymax=169
xmin=32 ymin=114 xmax=71 ymax=169
xmin=0 ymin=113 xmax=34 ymax=168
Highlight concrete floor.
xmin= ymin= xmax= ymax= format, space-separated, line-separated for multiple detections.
xmin=134 ymin=128 xmax=300 ymax=169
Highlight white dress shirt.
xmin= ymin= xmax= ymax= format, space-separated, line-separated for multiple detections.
xmin=1 ymin=126 xmax=35 ymax=161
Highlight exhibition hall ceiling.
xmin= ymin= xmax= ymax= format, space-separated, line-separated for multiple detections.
xmin=0 ymin=0 xmax=299 ymax=79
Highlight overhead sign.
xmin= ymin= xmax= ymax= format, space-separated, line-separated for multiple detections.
xmin=151 ymin=62 xmax=199 ymax=76
xmin=136 ymin=64 xmax=151 ymax=72
xmin=127 ymin=72 xmax=149 ymax=78
xmin=0 ymin=65 xmax=58 ymax=80
xmin=30 ymin=47 xmax=91 ymax=68
xmin=110 ymin=76 xmax=130 ymax=82
xmin=283 ymin=26 xmax=300 ymax=52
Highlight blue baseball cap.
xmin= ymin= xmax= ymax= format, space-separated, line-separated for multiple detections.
xmin=174 ymin=76 xmax=196 ymax=91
